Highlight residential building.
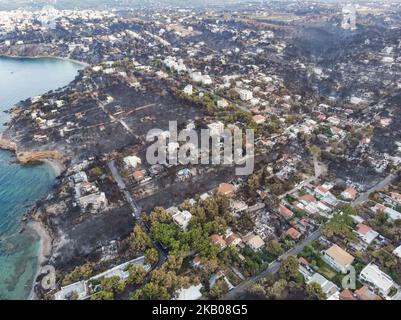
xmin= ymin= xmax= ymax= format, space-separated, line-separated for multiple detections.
xmin=123 ymin=155 xmax=141 ymax=169
xmin=393 ymin=245 xmax=401 ymax=259
xmin=322 ymin=244 xmax=354 ymax=273
xmin=279 ymin=204 xmax=294 ymax=219
xmin=243 ymin=233 xmax=265 ymax=252
xmin=217 ymin=183 xmax=235 ymax=197
xmin=308 ymin=273 xmax=339 ymax=300
xmin=355 ymin=224 xmax=379 ymax=244
xmin=355 ymin=286 xmax=382 ymax=300
xmin=286 ymin=227 xmax=301 ymax=240
xmin=210 ymin=234 xmax=227 ymax=251
xmin=238 ymin=89 xmax=253 ymax=101
xmin=341 ymin=187 xmax=358 ymax=201
xmin=172 ymin=210 xmax=192 ymax=231
xmin=359 ymin=263 xmax=396 ymax=297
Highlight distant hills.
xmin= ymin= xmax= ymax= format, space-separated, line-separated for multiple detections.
xmin=0 ymin=0 xmax=253 ymax=11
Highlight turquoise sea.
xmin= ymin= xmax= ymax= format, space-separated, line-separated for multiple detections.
xmin=0 ymin=56 xmax=82 ymax=299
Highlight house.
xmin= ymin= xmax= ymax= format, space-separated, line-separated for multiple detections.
xmin=354 ymin=286 xmax=382 ymax=300
xmin=192 ymin=255 xmax=202 ymax=269
xmin=252 ymin=114 xmax=266 ymax=125
xmin=359 ymin=263 xmax=396 ymax=297
xmin=243 ymin=233 xmax=265 ymax=252
xmin=230 ymin=200 xmax=248 ymax=214
xmin=201 ymin=75 xmax=213 ymax=85
xmin=238 ymin=89 xmax=253 ymax=101
xmin=390 ymin=192 xmax=401 ymax=204
xmin=314 ymin=185 xmax=330 ymax=198
xmin=71 ymin=171 xmax=88 ymax=184
xmin=279 ymin=204 xmax=294 ymax=219
xmin=54 ymin=256 xmax=150 ymax=300
xmin=299 ymin=194 xmax=316 ymax=205
xmin=79 ymin=182 xmax=96 ymax=195
xmin=207 ymin=121 xmax=225 ymax=136
xmin=322 ymin=244 xmax=354 ymax=273
xmin=79 ymin=192 xmax=108 ymax=211
xmin=373 ymin=203 xmax=401 ymax=221
xmin=355 ymin=224 xmax=379 ymax=244
xmin=308 ymin=273 xmax=339 ymax=300
xmin=217 ymin=99 xmax=229 ymax=108
xmin=225 ymin=233 xmax=242 ymax=247
xmin=210 ymin=234 xmax=227 ymax=251
xmin=132 ymin=170 xmax=146 ymax=182
xmin=183 ymin=85 xmax=193 ymax=95
xmin=172 ymin=210 xmax=192 ymax=231
xmin=339 ymin=289 xmax=357 ymax=300
xmin=286 ymin=227 xmax=301 ymax=240
xmin=341 ymin=187 xmax=358 ymax=201
xmin=191 ymin=71 xmax=202 ymax=82
xmin=217 ymin=183 xmax=235 ymax=197
xmin=393 ymin=244 xmax=401 ymax=259
xmin=123 ymin=155 xmax=141 ymax=169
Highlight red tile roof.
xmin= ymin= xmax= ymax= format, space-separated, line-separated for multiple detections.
xmin=279 ymin=204 xmax=294 ymax=219
xmin=286 ymin=227 xmax=301 ymax=240
xmin=356 ymin=223 xmax=372 ymax=236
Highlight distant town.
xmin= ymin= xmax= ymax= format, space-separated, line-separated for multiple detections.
xmin=1 ymin=0 xmax=401 ymax=301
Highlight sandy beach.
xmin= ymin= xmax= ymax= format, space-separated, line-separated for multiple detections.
xmin=43 ymin=159 xmax=66 ymax=177
xmin=27 ymin=219 xmax=53 ymax=300
xmin=0 ymin=54 xmax=89 ymax=67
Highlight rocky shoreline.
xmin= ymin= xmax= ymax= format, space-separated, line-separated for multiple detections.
xmin=0 ymin=135 xmax=65 ymax=165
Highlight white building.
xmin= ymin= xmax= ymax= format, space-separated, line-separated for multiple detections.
xmin=79 ymin=192 xmax=108 ymax=211
xmin=201 ymin=75 xmax=212 ymax=85
xmin=238 ymin=89 xmax=253 ymax=101
xmin=176 ymin=284 xmax=203 ymax=300
xmin=359 ymin=264 xmax=396 ymax=298
xmin=191 ymin=71 xmax=202 ymax=82
xmin=54 ymin=256 xmax=150 ymax=300
xmin=393 ymin=245 xmax=401 ymax=259
xmin=183 ymin=85 xmax=193 ymax=95
xmin=217 ymin=99 xmax=229 ymax=108
xmin=123 ymin=156 xmax=141 ymax=169
xmin=172 ymin=210 xmax=192 ymax=231
xmin=355 ymin=224 xmax=379 ymax=245
xmin=207 ymin=121 xmax=225 ymax=136
xmin=308 ymin=273 xmax=339 ymax=300
xmin=321 ymin=244 xmax=354 ymax=273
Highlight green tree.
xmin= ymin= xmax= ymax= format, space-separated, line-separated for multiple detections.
xmin=131 ymin=282 xmax=170 ymax=300
xmin=126 ymin=225 xmax=152 ymax=255
xmin=278 ymin=256 xmax=299 ymax=281
xmin=266 ymin=240 xmax=284 ymax=258
xmin=126 ymin=265 xmax=146 ymax=286
xmin=306 ymin=282 xmax=326 ymax=300
xmin=90 ymin=291 xmax=114 ymax=300
xmin=100 ymin=276 xmax=125 ymax=295
xmin=145 ymin=248 xmax=159 ymax=266
xmin=267 ymin=279 xmax=287 ymax=299
xmin=210 ymin=279 xmax=229 ymax=299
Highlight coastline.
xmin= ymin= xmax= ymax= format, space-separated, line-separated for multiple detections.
xmin=0 ymin=53 xmax=89 ymax=67
xmin=41 ymin=159 xmax=66 ymax=177
xmin=0 ymin=56 xmax=81 ymax=300
xmin=27 ymin=219 xmax=53 ymax=300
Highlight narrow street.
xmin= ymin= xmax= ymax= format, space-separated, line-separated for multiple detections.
xmin=107 ymin=160 xmax=168 ymax=269
xmin=353 ymin=171 xmax=400 ymax=206
xmin=222 ymin=228 xmax=322 ymax=300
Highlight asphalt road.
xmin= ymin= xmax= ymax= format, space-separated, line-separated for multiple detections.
xmin=107 ymin=160 xmax=141 ymax=217
xmin=107 ymin=160 xmax=168 ymax=268
xmin=353 ymin=171 xmax=399 ymax=206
